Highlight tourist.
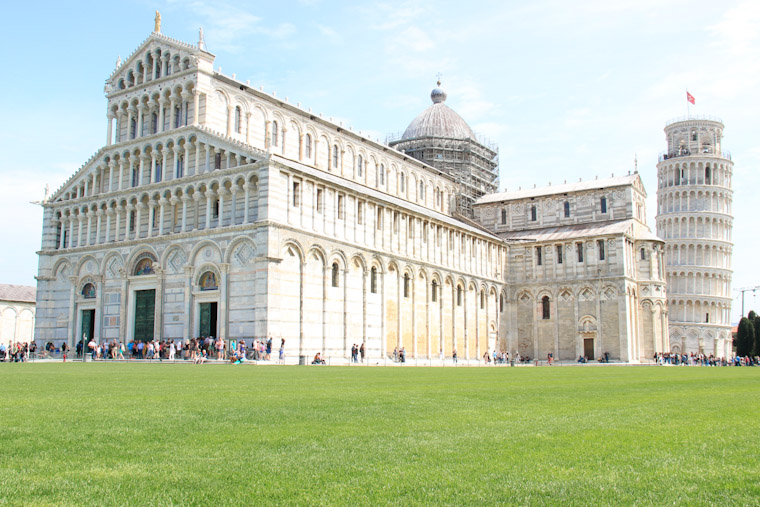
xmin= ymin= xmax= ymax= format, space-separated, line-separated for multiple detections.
xmin=266 ymin=336 xmax=273 ymax=360
xmin=452 ymin=348 xmax=458 ymax=364
xmin=279 ymin=339 xmax=285 ymax=364
xmin=360 ymin=342 xmax=365 ymax=362
xmin=61 ymin=342 xmax=68 ymax=362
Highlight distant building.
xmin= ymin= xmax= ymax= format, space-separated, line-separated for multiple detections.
xmin=656 ymin=117 xmax=734 ymax=357
xmin=0 ymin=284 xmax=36 ymax=346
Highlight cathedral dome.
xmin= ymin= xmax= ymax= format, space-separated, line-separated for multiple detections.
xmin=401 ymin=82 xmax=476 ymax=141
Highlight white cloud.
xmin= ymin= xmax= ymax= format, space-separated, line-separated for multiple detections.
xmin=316 ymin=24 xmax=341 ymax=44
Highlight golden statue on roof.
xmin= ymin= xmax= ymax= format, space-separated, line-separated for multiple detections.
xmin=154 ymin=10 xmax=161 ymax=33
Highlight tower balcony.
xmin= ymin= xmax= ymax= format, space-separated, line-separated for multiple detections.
xmin=659 ymin=148 xmax=732 ymax=162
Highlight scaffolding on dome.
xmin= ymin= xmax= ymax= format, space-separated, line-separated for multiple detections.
xmin=387 ymin=132 xmax=499 ymax=218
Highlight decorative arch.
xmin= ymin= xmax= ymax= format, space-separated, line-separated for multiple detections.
xmin=188 ymin=239 xmax=222 ymax=266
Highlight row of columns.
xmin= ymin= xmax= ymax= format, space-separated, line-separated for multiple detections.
xmin=55 ymin=182 xmax=253 ymax=249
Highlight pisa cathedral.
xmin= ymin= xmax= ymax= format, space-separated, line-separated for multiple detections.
xmin=34 ymin=20 xmax=686 ymax=363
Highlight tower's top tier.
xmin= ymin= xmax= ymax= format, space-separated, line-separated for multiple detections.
xmin=662 ymin=117 xmax=726 ymax=159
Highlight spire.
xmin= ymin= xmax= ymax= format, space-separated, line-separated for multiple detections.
xmin=198 ymin=27 xmax=206 ymax=50
xmin=115 ymin=55 xmax=122 ymax=69
xmin=154 ymin=10 xmax=161 ymax=33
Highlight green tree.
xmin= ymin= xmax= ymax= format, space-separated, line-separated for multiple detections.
xmin=750 ymin=311 xmax=760 ymax=356
xmin=735 ymin=317 xmax=755 ymax=357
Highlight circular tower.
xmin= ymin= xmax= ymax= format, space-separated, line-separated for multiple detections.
xmin=656 ymin=117 xmax=734 ymax=358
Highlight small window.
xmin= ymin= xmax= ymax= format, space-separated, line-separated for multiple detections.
xmin=376 ymin=207 xmax=383 ymax=230
xmin=531 ymin=205 xmax=537 ymax=221
xmin=577 ymin=242 xmax=584 ymax=263
xmin=331 ymin=263 xmax=339 ymax=288
xmin=304 ymin=134 xmax=312 ymax=158
xmin=431 ymin=280 xmax=438 ymax=302
xmin=129 ymin=210 xmax=136 ymax=231
xmin=480 ymin=291 xmax=485 ymax=309
xmin=600 ymin=197 xmax=607 ymax=214
xmin=213 ymin=199 xmax=219 ymax=218
xmin=408 ymin=216 xmax=413 ymax=238
xmin=176 ymin=155 xmax=184 ymax=179
xmin=151 ymin=113 xmax=158 ymax=134
xmin=691 ymin=130 xmax=697 ymax=141
xmin=457 ymin=286 xmax=462 ymax=306
xmin=598 ymin=240 xmax=605 ymax=261
xmin=332 ymin=145 xmax=339 ymax=169
xmin=705 ymin=166 xmax=711 ymax=185
xmin=316 ymin=188 xmax=323 ymax=214
xmin=174 ymin=106 xmax=181 ymax=129
xmin=370 ymin=267 xmax=377 ymax=293
xmin=357 ymin=155 xmax=363 ymax=177
xmin=640 ymin=248 xmax=646 ymax=260
xmin=293 ymin=181 xmax=300 ymax=207
xmin=271 ymin=121 xmax=279 ymax=146
xmin=556 ymin=245 xmax=563 ymax=264
xmin=155 ymin=162 xmax=162 ymax=183
xmin=542 ymin=296 xmax=550 ymax=320
xmin=705 ymin=312 xmax=709 ymax=323
xmin=357 ymin=201 xmax=364 ymax=224
xmin=501 ymin=209 xmax=507 ymax=225
xmin=419 ymin=180 xmax=425 ymax=201
xmin=403 ymin=273 xmax=410 ymax=298
xmin=400 ymin=173 xmax=405 ymax=193
xmin=338 ymin=194 xmax=345 ymax=219
xmin=499 ymin=294 xmax=504 ymax=313
xmin=131 ymin=166 xmax=138 ymax=187
xmin=536 ymin=246 xmax=542 ymax=266
xmin=215 ymin=153 xmax=222 ymax=170
xmin=234 ymin=106 xmax=241 ymax=133
xmin=564 ymin=201 xmax=570 ymax=218
xmin=379 ymin=164 xmax=385 ymax=186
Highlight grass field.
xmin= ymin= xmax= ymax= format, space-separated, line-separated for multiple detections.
xmin=0 ymin=363 xmax=758 ymax=505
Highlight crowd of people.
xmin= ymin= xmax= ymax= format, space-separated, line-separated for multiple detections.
xmin=5 ymin=338 xmax=759 ymax=367
xmin=654 ymin=352 xmax=759 ymax=366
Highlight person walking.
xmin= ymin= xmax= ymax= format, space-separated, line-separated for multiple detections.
xmin=61 ymin=342 xmax=68 ymax=362
xmin=359 ymin=342 xmax=365 ymax=363
xmin=453 ymin=348 xmax=458 ymax=364
xmin=279 ymin=339 xmax=285 ymax=364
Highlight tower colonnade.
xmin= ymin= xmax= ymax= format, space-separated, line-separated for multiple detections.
xmin=656 ymin=118 xmax=734 ymax=357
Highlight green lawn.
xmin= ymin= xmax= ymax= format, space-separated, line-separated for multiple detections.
xmin=0 ymin=363 xmax=758 ymax=505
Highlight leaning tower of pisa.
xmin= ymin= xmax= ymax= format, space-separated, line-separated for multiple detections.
xmin=656 ymin=117 xmax=734 ymax=358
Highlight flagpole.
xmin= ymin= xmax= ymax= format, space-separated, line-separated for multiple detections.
xmin=686 ymin=88 xmax=690 ymax=118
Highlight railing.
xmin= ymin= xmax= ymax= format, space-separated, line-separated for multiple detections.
xmin=659 ymin=149 xmax=732 ymax=162
xmin=665 ymin=115 xmax=723 ymax=127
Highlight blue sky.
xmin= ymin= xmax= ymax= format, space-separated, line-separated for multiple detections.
xmin=0 ymin=0 xmax=758 ymax=322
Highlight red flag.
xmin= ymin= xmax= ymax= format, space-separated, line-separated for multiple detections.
xmin=687 ymin=91 xmax=695 ymax=105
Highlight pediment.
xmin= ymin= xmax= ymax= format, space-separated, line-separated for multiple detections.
xmin=104 ymin=33 xmax=214 ymax=95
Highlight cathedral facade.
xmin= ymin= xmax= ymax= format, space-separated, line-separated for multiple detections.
xmin=34 ymin=23 xmax=669 ymax=362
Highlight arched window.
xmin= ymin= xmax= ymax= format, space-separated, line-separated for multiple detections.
xmin=82 ymin=283 xmax=96 ymax=299
xmin=332 ymin=145 xmax=339 ymax=169
xmin=564 ymin=201 xmax=570 ymax=217
xmin=199 ymin=271 xmax=218 ymax=291
xmin=480 ymin=290 xmax=485 ymax=309
xmin=357 ymin=155 xmax=363 ymax=177
xmin=304 ymin=134 xmax=312 ymax=158
xmin=131 ymin=166 xmax=139 ymax=187
xmin=419 ymin=180 xmax=425 ymax=201
xmin=234 ymin=106 xmax=241 ymax=133
xmin=531 ymin=205 xmax=537 ymax=221
xmin=379 ymin=164 xmax=385 ymax=186
xmin=400 ymin=173 xmax=405 ymax=193
xmin=176 ymin=154 xmax=184 ymax=178
xmin=499 ymin=294 xmax=504 ymax=313
xmin=600 ymin=196 xmax=607 ymax=214
xmin=271 ymin=121 xmax=279 ymax=146
xmin=331 ymin=263 xmax=339 ymax=288
xmin=174 ymin=105 xmax=181 ymax=129
xmin=542 ymin=296 xmax=550 ymax=319
xmin=457 ymin=286 xmax=463 ymax=306
xmin=151 ymin=113 xmax=158 ymax=134
xmin=130 ymin=118 xmax=137 ymax=139
xmin=155 ymin=161 xmax=162 ymax=182
xmin=705 ymin=165 xmax=711 ymax=185
xmin=134 ymin=257 xmax=155 ymax=276
xmin=691 ymin=129 xmax=697 ymax=141
xmin=501 ymin=209 xmax=507 ymax=225
xmin=640 ymin=248 xmax=646 ymax=260
xmin=431 ymin=280 xmax=438 ymax=302
xmin=403 ymin=273 xmax=410 ymax=298
xmin=370 ymin=267 xmax=377 ymax=294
